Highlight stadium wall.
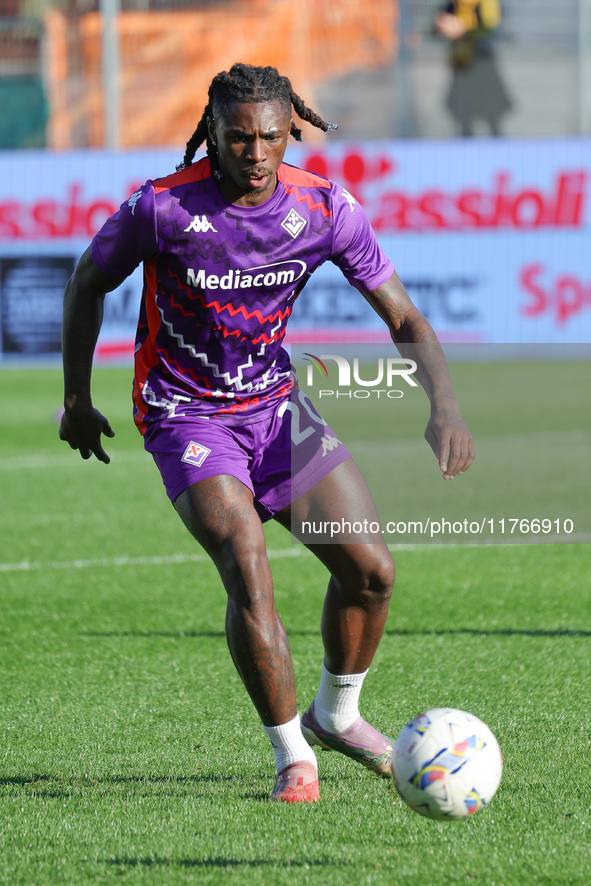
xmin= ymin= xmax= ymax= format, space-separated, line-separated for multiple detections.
xmin=0 ymin=137 xmax=589 ymax=363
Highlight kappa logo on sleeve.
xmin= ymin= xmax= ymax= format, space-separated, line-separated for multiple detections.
xmin=181 ymin=441 xmax=212 ymax=467
xmin=341 ymin=189 xmax=357 ymax=212
xmin=127 ymin=190 xmax=143 ymax=215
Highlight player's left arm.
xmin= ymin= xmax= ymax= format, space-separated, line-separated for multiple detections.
xmin=365 ymin=270 xmax=474 ymax=480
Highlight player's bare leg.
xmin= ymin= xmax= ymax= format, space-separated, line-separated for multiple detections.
xmin=275 ymin=458 xmax=394 ymax=671
xmin=174 ymin=474 xmax=296 ymax=725
xmin=174 ymin=474 xmax=319 ymax=801
xmin=275 ymin=458 xmax=395 ymax=776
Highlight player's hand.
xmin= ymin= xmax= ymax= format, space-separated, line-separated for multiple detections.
xmin=435 ymin=13 xmax=467 ymax=40
xmin=59 ymin=404 xmax=115 ymax=464
xmin=424 ymin=409 xmax=474 ymax=480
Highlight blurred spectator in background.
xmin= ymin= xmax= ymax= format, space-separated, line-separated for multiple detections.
xmin=434 ymin=0 xmax=512 ymax=136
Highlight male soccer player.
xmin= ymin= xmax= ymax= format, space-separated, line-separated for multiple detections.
xmin=60 ymin=63 xmax=474 ymax=803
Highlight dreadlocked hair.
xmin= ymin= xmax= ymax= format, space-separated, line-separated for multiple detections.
xmin=176 ymin=62 xmax=337 ymax=172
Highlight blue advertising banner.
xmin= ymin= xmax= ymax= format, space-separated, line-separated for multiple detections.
xmin=0 ymin=138 xmax=588 ymax=360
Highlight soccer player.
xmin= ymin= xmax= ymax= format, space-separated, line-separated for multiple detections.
xmin=60 ymin=63 xmax=474 ymax=803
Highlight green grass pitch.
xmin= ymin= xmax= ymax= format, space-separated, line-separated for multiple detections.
xmin=0 ymin=363 xmax=589 ymax=885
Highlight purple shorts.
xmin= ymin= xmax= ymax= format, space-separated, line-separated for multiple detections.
xmin=142 ymin=390 xmax=351 ymax=522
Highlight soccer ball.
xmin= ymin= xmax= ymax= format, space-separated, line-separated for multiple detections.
xmin=391 ymin=708 xmax=502 ymax=820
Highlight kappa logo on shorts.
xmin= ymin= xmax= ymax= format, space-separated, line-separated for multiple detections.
xmin=181 ymin=441 xmax=212 ymax=467
xmin=321 ymin=434 xmax=340 ymax=457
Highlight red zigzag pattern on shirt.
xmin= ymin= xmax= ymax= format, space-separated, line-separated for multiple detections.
xmin=216 ymin=381 xmax=292 ymax=416
xmin=212 ymin=321 xmax=289 ymax=346
xmin=158 ymin=350 xmax=215 ymax=391
xmin=284 ymin=185 xmax=332 ymax=218
xmin=168 ymin=269 xmax=294 ymax=327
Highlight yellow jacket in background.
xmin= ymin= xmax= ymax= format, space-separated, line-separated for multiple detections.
xmin=453 ymin=0 xmax=501 ymax=32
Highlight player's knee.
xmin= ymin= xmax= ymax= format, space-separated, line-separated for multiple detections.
xmin=333 ymin=548 xmax=395 ymax=604
xmin=364 ymin=551 xmax=395 ymax=601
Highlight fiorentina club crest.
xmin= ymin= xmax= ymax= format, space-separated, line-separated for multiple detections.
xmin=181 ymin=441 xmax=211 ymax=467
xmin=281 ymin=208 xmax=307 ymax=239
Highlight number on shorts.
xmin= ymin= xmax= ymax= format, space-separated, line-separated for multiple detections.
xmin=278 ymin=390 xmax=326 ymax=446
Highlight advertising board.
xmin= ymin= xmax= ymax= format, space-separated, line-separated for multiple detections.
xmin=0 ymin=138 xmax=588 ymax=361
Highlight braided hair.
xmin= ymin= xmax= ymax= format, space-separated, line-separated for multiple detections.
xmin=176 ymin=63 xmax=337 ymax=173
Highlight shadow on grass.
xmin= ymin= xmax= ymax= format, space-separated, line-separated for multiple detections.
xmin=384 ymin=627 xmax=591 ymax=638
xmin=0 ymin=773 xmax=237 ymax=788
xmin=80 ymin=627 xmax=591 ymax=639
xmin=103 ymin=773 xmax=237 ymax=785
xmin=105 ymin=856 xmax=342 ymax=870
xmin=0 ymin=774 xmax=74 ymax=799
xmin=1 ymin=771 xmax=345 ymax=804
xmin=80 ymin=630 xmax=227 ymax=638
xmin=0 ymin=774 xmax=53 ymax=786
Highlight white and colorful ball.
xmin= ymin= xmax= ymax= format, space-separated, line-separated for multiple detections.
xmin=391 ymin=707 xmax=502 ymax=820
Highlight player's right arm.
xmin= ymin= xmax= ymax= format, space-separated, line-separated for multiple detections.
xmin=59 ymin=246 xmax=123 ymax=463
xmin=60 ymin=181 xmax=157 ymax=463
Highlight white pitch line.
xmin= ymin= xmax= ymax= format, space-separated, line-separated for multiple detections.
xmin=0 ymin=548 xmax=308 ymax=574
xmin=0 ymin=536 xmax=588 ymax=574
xmin=0 ymin=452 xmax=146 ymax=470
xmin=4 ymin=427 xmax=588 ymax=471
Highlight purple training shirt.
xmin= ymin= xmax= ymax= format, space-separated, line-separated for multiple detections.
xmin=90 ymin=158 xmax=394 ymax=432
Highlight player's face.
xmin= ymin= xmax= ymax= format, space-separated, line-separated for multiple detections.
xmin=208 ymin=100 xmax=292 ymax=206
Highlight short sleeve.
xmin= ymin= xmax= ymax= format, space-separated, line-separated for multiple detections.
xmin=330 ymin=182 xmax=394 ymax=293
xmin=91 ymin=180 xmax=158 ymax=280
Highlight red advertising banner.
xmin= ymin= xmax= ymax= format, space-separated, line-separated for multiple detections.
xmin=0 ymin=138 xmax=589 ymax=361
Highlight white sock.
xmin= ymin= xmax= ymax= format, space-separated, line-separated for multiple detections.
xmin=313 ymin=661 xmax=368 ymax=733
xmin=262 ymin=713 xmax=317 ymax=773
